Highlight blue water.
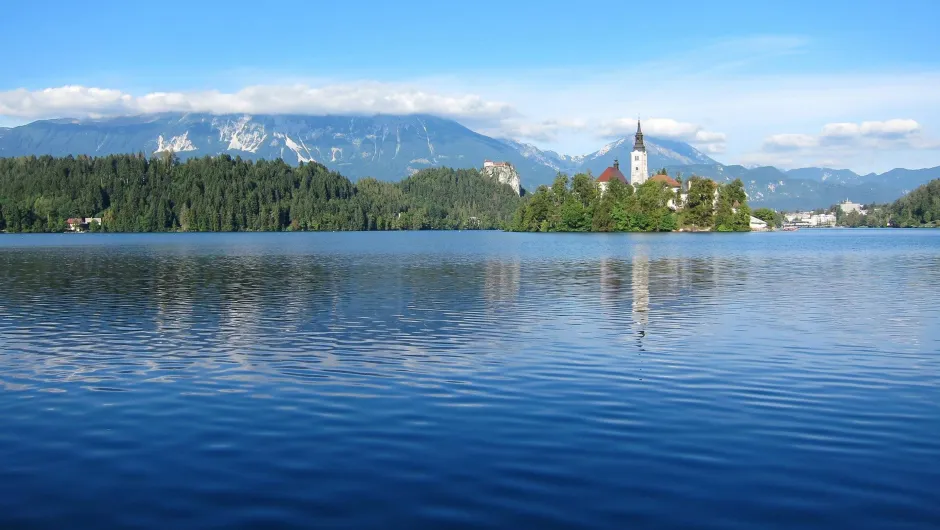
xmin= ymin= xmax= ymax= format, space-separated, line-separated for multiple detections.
xmin=1 ymin=230 xmax=939 ymax=529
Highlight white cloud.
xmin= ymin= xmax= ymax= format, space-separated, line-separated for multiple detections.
xmin=745 ymin=119 xmax=939 ymax=169
xmin=497 ymin=118 xmax=587 ymax=143
xmin=764 ymin=133 xmax=819 ymax=151
xmin=821 ymin=119 xmax=921 ymax=140
xmin=819 ymin=122 xmax=860 ymax=139
xmin=433 ymin=43 xmax=940 ymax=170
xmin=694 ymin=130 xmax=727 ymax=144
xmin=861 ymin=119 xmax=921 ymax=138
xmin=772 ymin=119 xmax=932 ymax=151
xmin=699 ymin=143 xmax=727 ymax=154
xmin=0 ymin=83 xmax=516 ymax=123
xmin=3 ymin=33 xmax=940 ymax=173
xmin=597 ymin=117 xmax=726 ymax=153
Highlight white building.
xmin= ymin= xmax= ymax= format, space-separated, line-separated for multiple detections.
xmin=630 ymin=120 xmax=649 ymax=186
xmin=813 ymin=213 xmax=837 ymax=226
xmin=839 ymin=200 xmax=866 ymax=214
xmin=749 ymin=216 xmax=768 ymax=230
xmin=785 ymin=212 xmax=836 ymax=227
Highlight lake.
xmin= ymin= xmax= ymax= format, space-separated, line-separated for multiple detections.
xmin=1 ymin=230 xmax=939 ymax=529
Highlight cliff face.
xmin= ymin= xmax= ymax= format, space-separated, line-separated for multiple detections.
xmin=482 ymin=162 xmax=521 ymax=195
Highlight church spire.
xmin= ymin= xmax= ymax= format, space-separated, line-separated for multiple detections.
xmin=633 ymin=119 xmax=646 ymax=152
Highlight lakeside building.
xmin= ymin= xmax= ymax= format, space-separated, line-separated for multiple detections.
xmin=596 ymin=159 xmax=629 ymax=194
xmin=839 ymin=199 xmax=866 ymax=215
xmin=749 ymin=216 xmax=769 ymax=231
xmin=785 ymin=212 xmax=836 ymax=227
xmin=65 ymin=217 xmax=102 ymax=232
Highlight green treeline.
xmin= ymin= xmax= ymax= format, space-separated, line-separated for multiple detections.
xmin=0 ymin=154 xmax=520 ymax=232
xmin=510 ymin=172 xmax=752 ymax=232
xmin=834 ymin=205 xmax=891 ymax=228
xmin=751 ymin=207 xmax=784 ymax=229
xmin=827 ymin=179 xmax=940 ymax=228
xmin=888 ymin=178 xmax=940 ymax=227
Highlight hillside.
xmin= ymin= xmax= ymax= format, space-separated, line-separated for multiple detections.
xmin=1 ymin=113 xmax=938 ymax=210
xmin=0 ymin=113 xmax=557 ymax=183
xmin=0 ymin=113 xmax=717 ymax=189
xmin=889 ymin=179 xmax=940 ymax=226
xmin=0 ymin=154 xmax=520 ymax=232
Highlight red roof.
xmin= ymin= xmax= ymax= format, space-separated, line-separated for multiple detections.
xmin=596 ymin=165 xmax=628 ymax=184
xmin=649 ymin=174 xmax=681 ymax=188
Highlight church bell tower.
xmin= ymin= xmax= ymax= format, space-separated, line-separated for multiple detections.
xmin=631 ymin=119 xmax=649 ymax=186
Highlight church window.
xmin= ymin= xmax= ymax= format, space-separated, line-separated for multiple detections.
xmin=635 ymin=155 xmax=639 ymax=161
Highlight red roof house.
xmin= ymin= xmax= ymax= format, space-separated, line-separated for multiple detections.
xmin=649 ymin=174 xmax=681 ymax=188
xmin=596 ymin=159 xmax=629 ymax=185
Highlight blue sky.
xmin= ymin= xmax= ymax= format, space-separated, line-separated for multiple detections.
xmin=1 ymin=0 xmax=939 ymax=172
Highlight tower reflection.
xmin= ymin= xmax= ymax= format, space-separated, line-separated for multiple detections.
xmin=632 ymin=252 xmax=650 ymax=329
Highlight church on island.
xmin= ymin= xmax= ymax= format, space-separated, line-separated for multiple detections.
xmin=596 ymin=120 xmax=681 ymax=195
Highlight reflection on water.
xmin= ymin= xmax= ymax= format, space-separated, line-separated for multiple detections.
xmin=484 ymin=259 xmax=521 ymax=307
xmin=632 ymin=251 xmax=649 ymax=328
xmin=1 ymin=231 xmax=939 ymax=529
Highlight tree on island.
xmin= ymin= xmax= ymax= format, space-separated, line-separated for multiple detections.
xmin=512 ymin=175 xmax=683 ymax=233
xmin=683 ymin=177 xmax=717 ymax=231
xmin=714 ymin=179 xmax=751 ymax=232
xmin=752 ymin=207 xmax=777 ymax=228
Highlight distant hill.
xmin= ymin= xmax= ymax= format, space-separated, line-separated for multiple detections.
xmin=785 ymin=167 xmax=863 ymax=185
xmin=889 ymin=178 xmax=940 ymax=226
xmin=0 ymin=113 xmax=717 ymax=189
xmin=0 ymin=113 xmax=554 ymax=182
xmin=1 ymin=112 xmax=938 ymax=210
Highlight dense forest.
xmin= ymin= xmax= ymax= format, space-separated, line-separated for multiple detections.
xmin=887 ymin=178 xmax=940 ymax=227
xmin=833 ymin=204 xmax=891 ymax=228
xmin=510 ymin=172 xmax=752 ymax=232
xmin=0 ymin=154 xmax=521 ymax=232
xmin=826 ymin=179 xmax=939 ymax=228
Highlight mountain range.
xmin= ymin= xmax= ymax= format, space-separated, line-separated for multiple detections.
xmin=1 ymin=112 xmax=937 ymax=210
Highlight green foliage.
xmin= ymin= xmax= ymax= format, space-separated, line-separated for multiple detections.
xmin=0 ymin=155 xmax=520 ymax=233
xmin=571 ymin=173 xmax=598 ymax=208
xmin=512 ymin=172 xmax=752 ymax=233
xmin=683 ymin=177 xmax=717 ymax=229
xmin=838 ymin=209 xmax=879 ymax=228
xmin=889 ymin=179 xmax=940 ymax=227
xmin=514 ymin=174 xmax=681 ymax=233
xmin=830 ymin=182 xmax=940 ymax=228
xmin=752 ymin=207 xmax=778 ymax=228
xmin=714 ymin=179 xmax=751 ymax=232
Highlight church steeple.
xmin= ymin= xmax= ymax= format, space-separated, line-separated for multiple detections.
xmin=630 ymin=118 xmax=649 ymax=186
xmin=633 ymin=119 xmax=646 ymax=152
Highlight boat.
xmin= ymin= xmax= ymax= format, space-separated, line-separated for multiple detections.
xmin=782 ymin=226 xmax=799 ymax=232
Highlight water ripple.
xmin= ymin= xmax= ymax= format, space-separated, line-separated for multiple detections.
xmin=1 ymin=231 xmax=939 ymax=528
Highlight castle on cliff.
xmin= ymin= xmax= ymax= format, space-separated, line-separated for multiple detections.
xmin=482 ymin=160 xmax=521 ymax=195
